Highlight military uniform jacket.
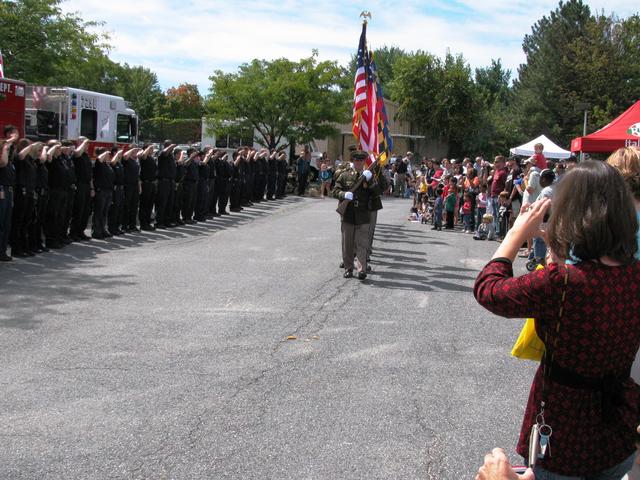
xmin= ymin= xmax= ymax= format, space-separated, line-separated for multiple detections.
xmin=368 ymin=167 xmax=388 ymax=212
xmin=332 ymin=167 xmax=372 ymax=225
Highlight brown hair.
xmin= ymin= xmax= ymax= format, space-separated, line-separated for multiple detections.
xmin=607 ymin=147 xmax=640 ymax=201
xmin=547 ymin=160 xmax=638 ymax=263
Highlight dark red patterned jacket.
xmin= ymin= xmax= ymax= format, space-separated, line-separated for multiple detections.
xmin=474 ymin=259 xmax=640 ymax=476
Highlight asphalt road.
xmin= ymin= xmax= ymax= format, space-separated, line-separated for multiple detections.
xmin=1 ymin=195 xmax=537 ymax=479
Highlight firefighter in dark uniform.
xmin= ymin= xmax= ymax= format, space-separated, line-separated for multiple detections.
xmin=195 ymin=148 xmax=211 ymax=222
xmin=31 ymin=142 xmax=50 ymax=253
xmin=266 ymin=150 xmax=278 ymax=200
xmin=92 ymin=147 xmax=117 ymax=239
xmin=108 ymin=147 xmax=125 ymax=235
xmin=69 ymin=138 xmax=92 ymax=241
xmin=276 ymin=152 xmax=288 ymax=199
xmin=45 ymin=142 xmax=70 ymax=248
xmin=217 ymin=152 xmax=232 ymax=215
xmin=155 ymin=141 xmax=177 ymax=229
xmin=229 ymin=150 xmax=245 ymax=212
xmin=181 ymin=148 xmax=199 ymax=223
xmin=10 ymin=140 xmax=39 ymax=257
xmin=253 ymin=148 xmax=267 ymax=202
xmin=60 ymin=140 xmax=76 ymax=244
xmin=172 ymin=148 xmax=186 ymax=226
xmin=122 ymin=146 xmax=141 ymax=232
xmin=242 ymin=149 xmax=255 ymax=206
xmin=332 ymin=150 xmax=373 ymax=280
xmin=138 ymin=145 xmax=156 ymax=231
xmin=207 ymin=148 xmax=219 ymax=218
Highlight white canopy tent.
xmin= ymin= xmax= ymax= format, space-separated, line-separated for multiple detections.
xmin=509 ymin=134 xmax=571 ymax=159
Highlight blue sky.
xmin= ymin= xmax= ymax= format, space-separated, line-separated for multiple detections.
xmin=62 ymin=0 xmax=638 ymax=95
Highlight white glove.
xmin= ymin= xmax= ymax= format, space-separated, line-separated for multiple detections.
xmin=344 ymin=192 xmax=354 ymax=201
xmin=362 ymin=170 xmax=372 ymax=181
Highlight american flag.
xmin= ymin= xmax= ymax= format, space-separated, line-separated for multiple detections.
xmin=352 ymin=23 xmax=377 ymax=159
xmin=0 ymin=49 xmax=4 ymax=79
xmin=371 ymin=54 xmax=393 ymax=166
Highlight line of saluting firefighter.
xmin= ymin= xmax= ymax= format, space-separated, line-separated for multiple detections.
xmin=0 ymin=129 xmax=292 ymax=259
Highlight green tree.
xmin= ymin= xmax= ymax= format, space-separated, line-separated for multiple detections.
xmin=115 ymin=64 xmax=165 ymax=121
xmin=347 ymin=45 xmax=408 ymax=96
xmin=206 ymin=53 xmax=349 ymax=149
xmin=0 ymin=0 xmax=118 ymax=89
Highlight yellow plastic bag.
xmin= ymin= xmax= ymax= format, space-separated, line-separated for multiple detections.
xmin=511 ymin=317 xmax=545 ymax=361
xmin=511 ymin=264 xmax=545 ymax=361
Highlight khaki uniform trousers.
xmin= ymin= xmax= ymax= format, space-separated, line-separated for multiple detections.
xmin=341 ymin=221 xmax=369 ymax=273
xmin=367 ymin=210 xmax=378 ymax=261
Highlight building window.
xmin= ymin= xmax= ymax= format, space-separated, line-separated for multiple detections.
xmin=80 ymin=109 xmax=97 ymax=140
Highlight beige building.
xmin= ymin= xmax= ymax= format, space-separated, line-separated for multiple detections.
xmin=314 ymin=98 xmax=448 ymax=164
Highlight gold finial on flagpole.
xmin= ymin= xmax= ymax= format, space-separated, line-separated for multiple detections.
xmin=360 ymin=11 xmax=372 ymax=24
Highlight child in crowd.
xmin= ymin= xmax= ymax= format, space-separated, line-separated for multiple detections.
xmin=529 ymin=142 xmax=547 ymax=170
xmin=462 ymin=192 xmax=473 ymax=233
xmin=319 ymin=162 xmax=332 ymax=198
xmin=444 ymin=178 xmax=458 ymax=229
xmin=475 ymin=184 xmax=488 ymax=235
xmin=473 ymin=213 xmax=496 ymax=240
xmin=432 ymin=185 xmax=444 ymax=230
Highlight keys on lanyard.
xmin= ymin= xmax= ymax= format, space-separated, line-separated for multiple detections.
xmin=529 ymin=412 xmax=552 ymax=467
xmin=539 ymin=423 xmax=552 ymax=458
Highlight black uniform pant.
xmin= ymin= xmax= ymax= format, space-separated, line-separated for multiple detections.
xmin=182 ymin=181 xmax=197 ymax=221
xmin=92 ymin=189 xmax=112 ymax=237
xmin=242 ymin=176 xmax=254 ymax=205
xmin=297 ymin=172 xmax=308 ymax=195
xmin=266 ymin=173 xmax=277 ymax=199
xmin=63 ymin=187 xmax=75 ymax=240
xmin=195 ymin=179 xmax=209 ymax=220
xmin=70 ymin=183 xmax=91 ymax=238
xmin=277 ymin=171 xmax=287 ymax=198
xmin=230 ymin=180 xmax=242 ymax=209
xmin=155 ymin=179 xmax=175 ymax=226
xmin=123 ymin=183 xmax=139 ymax=230
xmin=30 ymin=189 xmax=48 ymax=250
xmin=10 ymin=188 xmax=35 ymax=253
xmin=0 ymin=187 xmax=13 ymax=255
xmin=253 ymin=175 xmax=266 ymax=201
xmin=173 ymin=182 xmax=183 ymax=224
xmin=46 ymin=188 xmax=68 ymax=245
xmin=139 ymin=181 xmax=156 ymax=227
xmin=208 ymin=178 xmax=218 ymax=215
xmin=108 ymin=186 xmax=124 ymax=233
xmin=217 ymin=180 xmax=229 ymax=214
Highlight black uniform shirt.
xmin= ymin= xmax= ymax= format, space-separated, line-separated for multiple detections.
xmin=199 ymin=162 xmax=210 ymax=182
xmin=0 ymin=145 xmax=17 ymax=187
xmin=64 ymin=154 xmax=77 ymax=186
xmin=123 ymin=158 xmax=140 ymax=185
xmin=112 ymin=162 xmax=124 ymax=186
xmin=184 ymin=161 xmax=199 ymax=182
xmin=175 ymin=163 xmax=186 ymax=183
xmin=93 ymin=161 xmax=115 ymax=190
xmin=47 ymin=156 xmax=70 ymax=190
xmin=267 ymin=157 xmax=278 ymax=174
xmin=74 ymin=152 xmax=93 ymax=185
xmin=15 ymin=155 xmax=37 ymax=191
xmin=140 ymin=155 xmax=157 ymax=182
xmin=36 ymin=161 xmax=48 ymax=190
xmin=157 ymin=151 xmax=176 ymax=180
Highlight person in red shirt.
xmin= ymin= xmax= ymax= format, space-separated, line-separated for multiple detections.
xmin=529 ymin=142 xmax=547 ymax=171
xmin=488 ymin=156 xmax=508 ymax=237
xmin=474 ymin=161 xmax=640 ymax=479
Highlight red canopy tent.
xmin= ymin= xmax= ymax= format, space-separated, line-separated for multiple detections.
xmin=571 ymin=100 xmax=640 ymax=153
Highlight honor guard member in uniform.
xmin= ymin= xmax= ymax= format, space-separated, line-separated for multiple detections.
xmin=181 ymin=148 xmax=199 ymax=224
xmin=45 ymin=141 xmax=70 ymax=248
xmin=69 ymin=138 xmax=91 ymax=241
xmin=253 ymin=148 xmax=268 ymax=202
xmin=31 ymin=142 xmax=50 ymax=253
xmin=92 ymin=147 xmax=118 ymax=239
xmin=206 ymin=148 xmax=219 ymax=218
xmin=266 ymin=149 xmax=278 ymax=200
xmin=214 ymin=151 xmax=231 ymax=215
xmin=10 ymin=140 xmax=40 ymax=257
xmin=172 ymin=148 xmax=186 ymax=226
xmin=333 ymin=150 xmax=373 ymax=280
xmin=276 ymin=151 xmax=288 ymax=199
xmin=59 ymin=140 xmax=77 ymax=244
xmin=155 ymin=141 xmax=177 ymax=229
xmin=366 ymin=164 xmax=388 ymax=271
xmin=229 ymin=150 xmax=245 ymax=212
xmin=195 ymin=148 xmax=211 ymax=222
xmin=138 ymin=145 xmax=156 ymax=231
xmin=108 ymin=146 xmax=126 ymax=235
xmin=122 ymin=146 xmax=141 ymax=232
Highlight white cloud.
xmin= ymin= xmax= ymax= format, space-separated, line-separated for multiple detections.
xmin=61 ymin=0 xmax=639 ymax=93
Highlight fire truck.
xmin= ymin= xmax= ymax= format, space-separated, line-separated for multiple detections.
xmin=0 ymin=78 xmax=27 ymax=137
xmin=25 ymin=86 xmax=137 ymax=153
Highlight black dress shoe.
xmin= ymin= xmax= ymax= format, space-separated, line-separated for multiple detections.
xmin=12 ymin=250 xmax=28 ymax=258
xmin=155 ymin=223 xmax=166 ymax=229
xmin=79 ymin=234 xmax=91 ymax=241
xmin=366 ymin=265 xmax=372 ymax=272
xmin=140 ymin=225 xmax=154 ymax=232
xmin=130 ymin=227 xmax=141 ymax=232
xmin=92 ymin=233 xmax=105 ymax=240
xmin=339 ymin=262 xmax=345 ymax=269
xmin=343 ymin=270 xmax=353 ymax=278
xmin=357 ymin=272 xmax=367 ymax=280
xmin=0 ymin=253 xmax=12 ymax=262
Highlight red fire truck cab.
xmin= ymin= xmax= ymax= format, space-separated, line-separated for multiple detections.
xmin=0 ymin=78 xmax=27 ymax=138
